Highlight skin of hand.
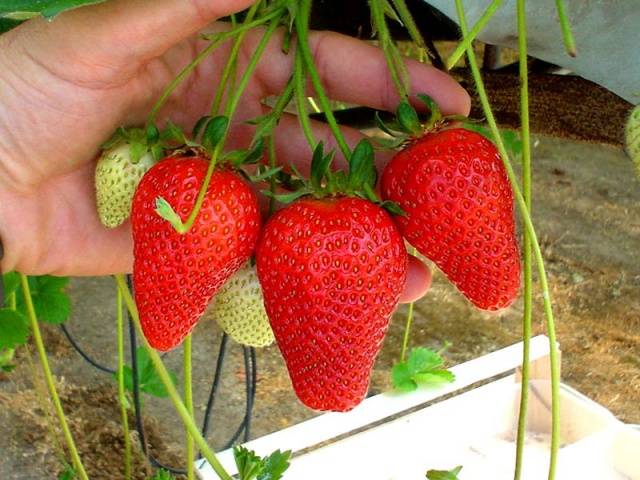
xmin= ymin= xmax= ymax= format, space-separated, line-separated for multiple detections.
xmin=0 ymin=0 xmax=469 ymax=303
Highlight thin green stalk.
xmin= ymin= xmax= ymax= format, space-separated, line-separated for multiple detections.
xmin=400 ymin=247 xmax=418 ymax=362
xmin=294 ymin=47 xmax=316 ymax=148
xmin=210 ymin=2 xmax=262 ymax=115
xmin=390 ymin=0 xmax=427 ymax=52
xmin=514 ymin=0 xmax=533 ymax=478
xmin=8 ymin=291 xmax=16 ymax=310
xmin=445 ymin=0 xmax=505 ymax=70
xmin=19 ymin=274 xmax=89 ymax=480
xmin=147 ymin=6 xmax=282 ymax=124
xmin=295 ymin=0 xmax=351 ymax=159
xmin=116 ymin=286 xmax=132 ymax=480
xmin=454 ymin=3 xmax=560 ymax=479
xmin=184 ymin=335 xmax=195 ymax=480
xmin=368 ymin=0 xmax=409 ymax=99
xmin=176 ymin=15 xmax=283 ymax=235
xmin=554 ymin=0 xmax=577 ymax=57
xmin=114 ymin=275 xmax=233 ymax=480
xmin=268 ymin=135 xmax=277 ymax=215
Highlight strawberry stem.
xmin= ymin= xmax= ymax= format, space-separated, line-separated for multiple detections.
xmin=184 ymin=335 xmax=195 ymax=480
xmin=554 ymin=0 xmax=577 ymax=57
xmin=399 ymin=247 xmax=418 ymax=362
xmin=147 ymin=5 xmax=283 ymax=125
xmin=445 ymin=0 xmax=505 ymax=71
xmin=454 ymin=3 xmax=561 ymax=479
xmin=295 ymin=0 xmax=351 ymax=159
xmin=514 ymin=0 xmax=533 ymax=477
xmin=369 ymin=0 xmax=410 ymax=99
xmin=116 ymin=284 xmax=132 ymax=480
xmin=294 ymin=47 xmax=316 ymax=148
xmin=210 ymin=2 xmax=262 ymax=116
xmin=19 ymin=274 xmax=89 ymax=480
xmin=390 ymin=0 xmax=428 ymax=60
xmin=114 ymin=275 xmax=234 ymax=480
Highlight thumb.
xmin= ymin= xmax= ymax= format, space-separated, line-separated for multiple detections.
xmin=17 ymin=0 xmax=257 ymax=72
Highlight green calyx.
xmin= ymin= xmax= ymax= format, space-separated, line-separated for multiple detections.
xmin=375 ymin=93 xmax=453 ymax=149
xmin=102 ymin=125 xmax=166 ymax=163
xmin=265 ymin=139 xmax=404 ymax=215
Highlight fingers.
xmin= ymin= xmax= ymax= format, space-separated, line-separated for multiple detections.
xmin=16 ymin=0 xmax=256 ymax=74
xmin=400 ymin=255 xmax=432 ymax=304
xmin=246 ymin=29 xmax=470 ymax=116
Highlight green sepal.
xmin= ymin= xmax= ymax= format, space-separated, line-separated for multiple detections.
xmin=380 ymin=200 xmax=406 ymax=216
xmin=146 ymin=124 xmax=160 ymax=144
xmin=373 ymin=136 xmax=407 ymax=150
xmin=348 ymin=139 xmax=377 ymax=191
xmin=250 ymin=165 xmax=283 ymax=183
xmin=310 ymin=142 xmax=335 ymax=191
xmin=243 ymin=138 xmax=266 ymax=165
xmin=155 ymin=197 xmax=186 ymax=234
xmin=426 ymin=466 xmax=463 ymax=480
xmin=161 ymin=121 xmax=188 ymax=145
xmin=192 ymin=115 xmax=212 ymax=139
xmin=202 ymin=116 xmax=229 ymax=152
xmin=129 ymin=141 xmax=146 ymax=164
xmin=262 ymin=188 xmax=311 ymax=204
xmin=396 ymin=100 xmax=421 ymax=135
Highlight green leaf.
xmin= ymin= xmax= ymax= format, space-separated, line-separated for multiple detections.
xmin=116 ymin=347 xmax=177 ymax=398
xmin=258 ymin=450 xmax=292 ymax=480
xmin=242 ymin=138 xmax=265 ymax=165
xmin=155 ymin=197 xmax=186 ymax=233
xmin=250 ymin=166 xmax=282 ymax=183
xmin=0 ymin=0 xmax=106 ymax=20
xmin=310 ymin=142 xmax=334 ymax=190
xmin=348 ymin=139 xmax=376 ymax=191
xmin=396 ymin=100 xmax=421 ymax=135
xmin=57 ymin=464 xmax=76 ymax=480
xmin=149 ymin=469 xmax=176 ymax=480
xmin=392 ymin=346 xmax=455 ymax=392
xmin=234 ymin=446 xmax=264 ymax=480
xmin=380 ymin=200 xmax=405 ymax=216
xmin=202 ymin=116 xmax=229 ymax=152
xmin=262 ymin=189 xmax=311 ymax=204
xmin=426 ymin=465 xmax=463 ymax=480
xmin=15 ymin=275 xmax=72 ymax=324
xmin=2 ymin=272 xmax=20 ymax=299
xmin=0 ymin=17 xmax=21 ymax=33
xmin=161 ymin=121 xmax=187 ymax=144
xmin=0 ymin=309 xmax=28 ymax=349
xmin=391 ymin=362 xmax=417 ymax=392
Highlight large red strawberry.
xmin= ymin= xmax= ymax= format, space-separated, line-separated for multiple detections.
xmin=131 ymin=153 xmax=261 ymax=351
xmin=381 ymin=127 xmax=520 ymax=310
xmin=256 ymin=141 xmax=408 ymax=411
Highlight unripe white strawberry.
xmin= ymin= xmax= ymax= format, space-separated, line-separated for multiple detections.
xmin=626 ymin=104 xmax=640 ymax=178
xmin=213 ymin=262 xmax=274 ymax=348
xmin=95 ymin=140 xmax=157 ymax=228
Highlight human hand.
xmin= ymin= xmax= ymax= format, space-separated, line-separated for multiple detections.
xmin=0 ymin=0 xmax=469 ymax=302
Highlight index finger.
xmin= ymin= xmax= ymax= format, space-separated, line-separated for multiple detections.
xmin=246 ymin=29 xmax=471 ymax=116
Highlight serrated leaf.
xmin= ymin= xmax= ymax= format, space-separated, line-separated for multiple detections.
xmin=258 ymin=449 xmax=292 ymax=480
xmin=234 ymin=446 xmax=264 ymax=480
xmin=2 ymin=272 xmax=20 ymax=300
xmin=149 ymin=469 xmax=176 ymax=480
xmin=0 ymin=309 xmax=29 ymax=349
xmin=426 ymin=465 xmax=463 ymax=480
xmin=117 ymin=347 xmax=177 ymax=398
xmin=407 ymin=347 xmax=443 ymax=374
xmin=15 ymin=275 xmax=72 ymax=324
xmin=391 ymin=363 xmax=417 ymax=392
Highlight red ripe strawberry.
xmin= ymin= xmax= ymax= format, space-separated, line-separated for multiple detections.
xmin=131 ymin=154 xmax=261 ymax=351
xmin=381 ymin=127 xmax=520 ymax=310
xmin=256 ymin=196 xmax=407 ymax=412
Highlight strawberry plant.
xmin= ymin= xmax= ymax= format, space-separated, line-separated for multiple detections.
xmin=0 ymin=0 xmax=580 ymax=478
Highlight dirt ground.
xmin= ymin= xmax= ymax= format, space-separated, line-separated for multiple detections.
xmin=0 ymin=136 xmax=639 ymax=479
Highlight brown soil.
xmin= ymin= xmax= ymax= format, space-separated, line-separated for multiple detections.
xmin=0 ymin=136 xmax=638 ymax=479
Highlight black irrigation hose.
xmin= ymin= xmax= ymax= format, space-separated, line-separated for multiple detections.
xmin=59 ymin=323 xmax=117 ymax=374
xmin=58 ymin=273 xmax=258 ymax=475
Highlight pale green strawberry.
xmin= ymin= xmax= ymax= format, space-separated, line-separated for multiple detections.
xmin=626 ymin=104 xmax=640 ymax=177
xmin=95 ymin=141 xmax=157 ymax=228
xmin=213 ymin=262 xmax=274 ymax=348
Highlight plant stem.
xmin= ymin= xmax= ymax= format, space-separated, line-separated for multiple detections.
xmin=445 ymin=0 xmax=504 ymax=70
xmin=554 ymin=0 xmax=577 ymax=57
xmin=210 ymin=2 xmax=262 ymax=115
xmin=268 ymin=134 xmax=277 ymax=215
xmin=114 ymin=275 xmax=233 ymax=480
xmin=176 ymin=15 xmax=283 ymax=235
xmin=295 ymin=0 xmax=351 ymax=159
xmin=294 ymin=47 xmax=316 ymax=148
xmin=116 ymin=285 xmax=132 ymax=480
xmin=19 ymin=274 xmax=89 ymax=480
xmin=369 ymin=0 xmax=409 ymax=99
xmin=453 ymin=3 xmax=560 ymax=479
xmin=147 ymin=6 xmax=282 ymax=124
xmin=514 ymin=0 xmax=532 ymax=478
xmin=184 ymin=335 xmax=195 ymax=480
xmin=400 ymin=247 xmax=418 ymax=362
xmin=8 ymin=291 xmax=16 ymax=309
xmin=390 ymin=0 xmax=427 ymax=52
